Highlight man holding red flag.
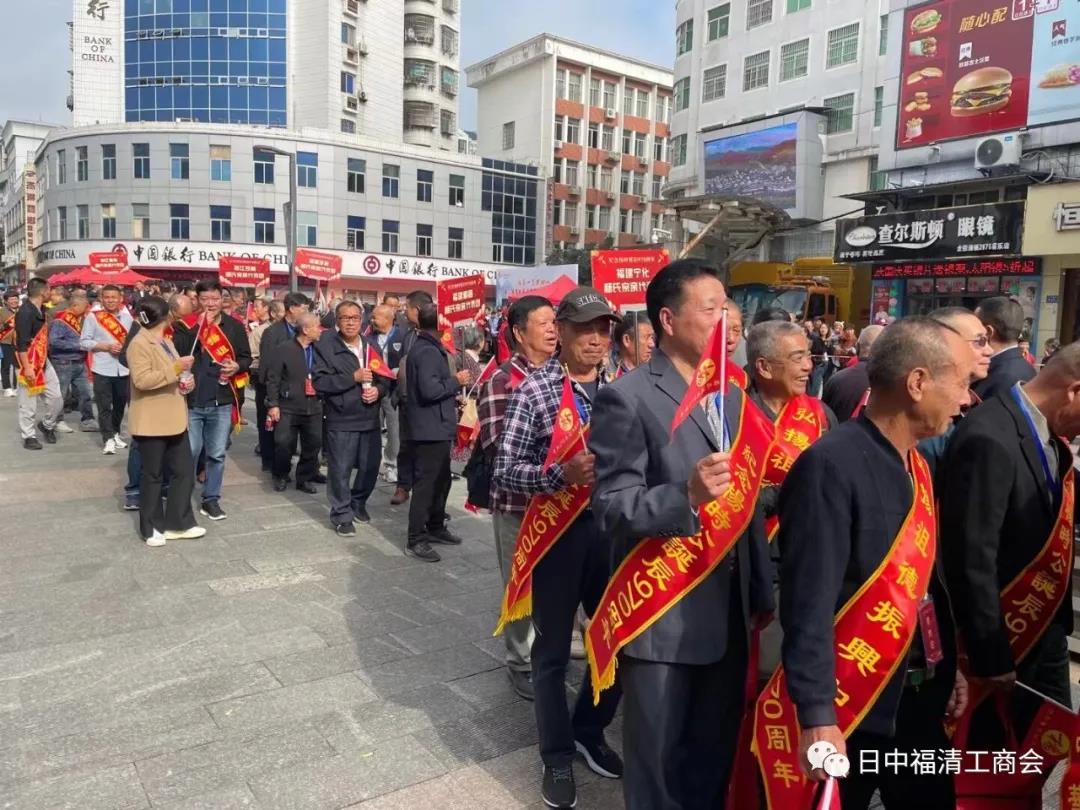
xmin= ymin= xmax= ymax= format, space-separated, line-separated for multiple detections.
xmin=80 ymin=284 xmax=134 ymax=454
xmin=493 ymin=286 xmax=623 ymax=809
xmin=589 ymin=260 xmax=775 ymax=810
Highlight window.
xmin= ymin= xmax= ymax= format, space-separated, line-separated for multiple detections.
xmin=254 ymin=208 xmax=275 ymax=244
xmin=132 ymin=203 xmax=150 ymax=238
xmin=417 ymin=168 xmax=433 ymax=202
xmin=565 ymin=160 xmax=579 ymax=186
xmin=827 ymin=23 xmax=860 ymax=68
xmin=382 ymin=164 xmax=400 ymax=198
xmin=566 ymin=117 xmax=580 ymax=143
xmin=636 ymin=91 xmax=649 ymax=118
xmin=746 ymin=0 xmax=773 ymax=29
xmin=674 ymin=78 xmax=691 ymax=111
xmin=170 ymin=143 xmax=189 ymax=180
xmin=707 ymin=4 xmax=730 ymax=40
xmin=253 ymin=149 xmax=275 ymax=184
xmin=56 ymin=151 xmax=66 ymax=185
xmin=586 ymin=204 xmax=597 ymax=229
xmin=210 ymin=205 xmax=232 ymax=242
xmin=587 ymin=163 xmax=598 ymax=189
xmin=565 ymin=201 xmax=578 ymax=225
xmin=554 ymin=116 xmax=564 ymax=142
xmin=296 ymin=212 xmax=318 ymax=247
xmin=417 ymin=223 xmax=433 ymax=256
xmin=449 ymin=173 xmax=464 ymax=206
xmin=824 ymin=92 xmax=855 ymax=133
xmin=588 ymin=123 xmax=600 ymax=149
xmin=382 ymin=220 xmax=399 ymax=253
xmin=634 ymin=132 xmax=647 ymax=158
xmin=342 ymin=22 xmax=355 ymax=44
xmin=786 ymin=0 xmax=810 ymax=11
xmin=210 ymin=145 xmax=231 ymax=182
xmin=297 ymin=152 xmax=318 ymax=188
xmin=340 ymin=71 xmax=355 ymax=95
xmin=874 ymin=86 xmax=884 ymax=127
xmin=57 ymin=206 xmax=68 ymax=239
xmin=556 ymin=70 xmax=567 ymax=99
xmin=780 ymin=39 xmax=809 ymax=81
xmin=600 ymin=166 xmax=613 ymax=193
xmin=869 ymin=156 xmax=886 ymax=191
xmin=672 ymin=134 xmax=687 ymax=167
xmin=77 ymin=205 xmax=89 ymax=239
xmin=652 ymin=175 xmax=664 ymax=199
xmin=500 ymin=121 xmax=516 ymax=151
xmin=620 ymin=209 xmax=630 ymax=233
xmin=879 ymin=14 xmax=889 ymax=56
xmin=76 ymin=147 xmax=88 ymax=182
xmin=568 ymin=72 xmax=582 ymax=102
xmin=598 ymin=206 xmax=611 ymax=230
xmin=702 ymin=65 xmax=727 ymax=101
xmin=622 ymin=129 xmax=632 ymax=154
xmin=101 ymin=204 xmax=116 ymax=238
xmin=101 ymin=144 xmax=116 ymax=180
xmin=342 ymin=119 xmax=356 ymax=134
xmin=347 ymin=158 xmax=366 ymax=193
xmin=347 ymin=215 xmax=365 ymax=250
xmin=448 ymin=227 xmax=463 ymax=259
xmin=743 ymin=51 xmax=770 ymax=90
xmin=589 ymin=78 xmax=601 ymax=107
xmin=654 ymin=136 xmax=666 ymax=162
xmin=170 ymin=204 xmax=190 ymax=240
xmin=603 ymin=82 xmax=616 ymax=110
xmin=553 ymin=160 xmax=563 ymax=184
xmin=659 ymin=95 xmax=671 ymax=123
xmin=676 ymin=19 xmax=694 ymax=55
xmin=624 ymin=88 xmax=635 ymax=115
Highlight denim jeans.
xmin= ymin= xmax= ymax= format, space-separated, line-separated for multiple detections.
xmin=187 ymin=404 xmax=232 ymax=504
xmin=52 ymin=358 xmax=95 ymax=423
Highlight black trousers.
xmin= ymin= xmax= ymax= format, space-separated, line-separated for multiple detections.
xmin=0 ymin=344 xmax=15 ymax=390
xmin=325 ymin=427 xmax=382 ymax=524
xmin=841 ymin=673 xmax=955 ymax=810
xmin=531 ymin=511 xmax=621 ymax=767
xmin=407 ymin=440 xmax=451 ymax=542
xmin=620 ymin=621 xmax=746 ymax=808
xmin=135 ymin=432 xmax=196 ymax=540
xmin=396 ymin=405 xmax=416 ymax=490
xmin=93 ymin=373 xmax=128 ymax=442
xmin=273 ymin=410 xmax=323 ymax=484
xmin=254 ymin=382 xmax=274 ymax=470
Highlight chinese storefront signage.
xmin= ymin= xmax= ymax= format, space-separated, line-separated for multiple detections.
xmin=1053 ymin=202 xmax=1080 ymax=230
xmin=871 ymin=257 xmax=1040 ymax=278
xmin=591 ymin=248 xmax=670 ymax=311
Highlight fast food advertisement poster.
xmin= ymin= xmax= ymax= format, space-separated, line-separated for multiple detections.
xmin=1028 ymin=3 xmax=1080 ymax=127
xmin=897 ymin=0 xmax=1034 ymax=148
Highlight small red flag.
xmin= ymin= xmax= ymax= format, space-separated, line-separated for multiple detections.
xmin=543 ymin=375 xmax=584 ymax=471
xmin=475 ymin=356 xmax=497 ymax=386
xmin=366 ymin=345 xmax=396 ymax=379
xmin=670 ymin=317 xmax=728 ymax=437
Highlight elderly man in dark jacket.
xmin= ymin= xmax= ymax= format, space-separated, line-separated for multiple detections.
xmin=312 ymin=301 xmax=391 ymax=536
xmin=403 ymin=302 xmax=473 ymax=561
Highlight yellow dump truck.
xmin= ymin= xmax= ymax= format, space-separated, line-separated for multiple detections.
xmin=725 ymin=258 xmax=872 ymax=328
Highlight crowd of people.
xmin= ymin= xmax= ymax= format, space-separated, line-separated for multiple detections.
xmin=2 ymin=266 xmax=1074 ymax=810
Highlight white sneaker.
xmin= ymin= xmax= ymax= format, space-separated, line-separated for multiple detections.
xmin=103 ymin=438 xmax=116 ymax=455
xmin=113 ymin=435 xmax=128 ymax=449
xmin=3 ymin=389 xmax=14 ymax=397
xmin=145 ymin=531 xmax=166 ymax=547
xmin=164 ymin=526 xmax=207 ymax=540
xmin=54 ymin=421 xmax=75 ymax=434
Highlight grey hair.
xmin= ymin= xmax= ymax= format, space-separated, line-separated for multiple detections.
xmin=747 ymin=320 xmax=805 ymax=368
xmin=297 ymin=311 xmax=321 ymax=330
xmin=461 ymin=325 xmax=484 ymax=351
xmin=269 ymin=300 xmax=285 ymax=318
xmin=167 ymin=293 xmax=187 ymax=313
xmin=867 ymin=316 xmax=955 ymax=390
xmin=856 ymin=325 xmax=884 ymax=358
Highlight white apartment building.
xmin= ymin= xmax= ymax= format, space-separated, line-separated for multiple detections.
xmin=1 ymin=121 xmax=54 ymax=283
xmin=668 ymin=0 xmax=889 ymax=260
xmin=466 ymin=34 xmax=672 ymax=255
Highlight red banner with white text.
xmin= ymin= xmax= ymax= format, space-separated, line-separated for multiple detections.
xmin=437 ymin=274 xmax=485 ymax=326
xmin=219 ymin=256 xmax=270 ymax=287
xmin=89 ymin=251 xmax=128 ymax=275
xmin=295 ymin=249 xmax=343 ymax=282
xmin=591 ymin=248 xmax=669 ymax=311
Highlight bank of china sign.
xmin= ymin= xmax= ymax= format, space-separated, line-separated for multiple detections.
xmin=80 ymin=0 xmax=115 ymax=63
xmin=834 ymin=202 xmax=1024 ymax=262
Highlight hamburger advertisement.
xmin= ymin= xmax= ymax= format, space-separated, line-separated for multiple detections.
xmin=897 ymin=0 xmax=1080 ymax=149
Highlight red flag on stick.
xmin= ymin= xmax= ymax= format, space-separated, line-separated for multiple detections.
xmin=543 ymin=374 xmax=584 ymax=471
xmin=670 ymin=313 xmax=728 ymax=437
xmin=366 ymin=345 xmax=396 ymax=379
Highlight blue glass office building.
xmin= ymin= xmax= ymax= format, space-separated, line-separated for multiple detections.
xmin=124 ymin=0 xmax=287 ymax=127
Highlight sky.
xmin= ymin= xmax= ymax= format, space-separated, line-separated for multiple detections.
xmin=0 ymin=0 xmax=674 ymax=130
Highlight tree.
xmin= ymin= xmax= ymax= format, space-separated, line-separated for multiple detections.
xmin=545 ymin=235 xmax=614 ymax=287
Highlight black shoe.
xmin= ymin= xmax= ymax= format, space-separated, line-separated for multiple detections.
xmin=541 ymin=765 xmax=577 ymax=808
xmin=574 ymin=738 xmax=623 ymax=779
xmin=405 ymin=539 xmax=441 ymax=562
xmin=296 ymin=481 xmax=318 ymax=494
xmin=37 ymin=422 xmax=56 ymax=444
xmin=123 ymin=493 xmax=140 ymax=511
xmin=509 ymin=669 xmax=534 ymax=701
xmin=200 ymin=501 xmax=227 ymax=521
xmin=427 ymin=526 xmax=463 ymax=545
xmin=311 ymin=473 xmax=327 ymax=484
xmin=335 ymin=522 xmax=356 ymax=537
xmin=353 ymin=507 xmax=371 ymax=523
xmin=23 ymin=437 xmax=43 ymax=450
xmin=273 ymin=478 xmax=288 ymax=492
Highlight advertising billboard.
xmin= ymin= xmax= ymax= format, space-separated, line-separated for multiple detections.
xmin=897 ymin=0 xmax=1080 ymax=149
xmin=703 ymin=123 xmax=798 ymax=210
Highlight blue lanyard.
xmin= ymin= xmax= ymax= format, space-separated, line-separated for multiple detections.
xmin=304 ymin=345 xmax=314 ymax=371
xmin=713 ymin=393 xmax=732 ymax=449
xmin=1010 ymin=383 xmax=1059 ymax=504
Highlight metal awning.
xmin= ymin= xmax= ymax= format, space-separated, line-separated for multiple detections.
xmin=841 ymin=172 xmax=1037 ymax=207
xmin=666 ymin=194 xmax=793 ymax=260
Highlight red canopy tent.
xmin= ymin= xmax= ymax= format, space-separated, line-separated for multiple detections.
xmin=62 ymin=267 xmax=157 ymax=286
xmin=512 ymin=273 xmax=578 ymax=304
xmin=45 ymin=269 xmax=81 ymax=285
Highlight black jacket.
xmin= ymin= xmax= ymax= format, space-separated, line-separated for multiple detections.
xmin=822 ymin=361 xmax=870 ymax=423
xmin=257 ymin=319 xmax=298 ymax=386
xmin=404 ymin=330 xmax=459 ymax=442
xmin=265 ymin=338 xmax=323 ymax=416
xmin=172 ymin=314 xmax=252 ymax=408
xmin=394 ymin=326 xmax=422 ymax=405
xmin=311 ymin=329 xmax=388 ymax=432
xmin=971 ymin=346 xmax=1036 ymax=402
xmin=939 ymin=392 xmax=1074 ymax=677
xmin=590 ymin=349 xmax=774 ymax=665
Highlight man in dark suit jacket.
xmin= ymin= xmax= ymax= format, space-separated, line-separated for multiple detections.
xmin=822 ymin=324 xmax=883 ymax=422
xmin=972 ymin=296 xmax=1036 ymax=401
xmin=590 ymin=260 xmax=775 ymax=810
xmin=403 ymin=302 xmax=472 ymax=561
xmin=391 ymin=290 xmax=433 ymax=505
xmin=265 ymin=312 xmax=324 ymax=494
xmin=256 ymin=292 xmax=310 ymax=471
xmin=940 ymin=345 xmax=1080 ymax=746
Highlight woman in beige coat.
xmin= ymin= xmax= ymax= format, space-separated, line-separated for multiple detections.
xmin=127 ymin=296 xmax=205 ymax=547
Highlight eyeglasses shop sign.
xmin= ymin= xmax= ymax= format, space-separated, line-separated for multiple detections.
xmin=834 ymin=202 xmax=1024 ymax=262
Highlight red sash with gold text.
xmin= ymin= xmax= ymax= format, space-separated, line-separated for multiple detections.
xmin=56 ymin=311 xmax=84 ymax=336
xmin=763 ymin=394 xmax=827 ymax=541
xmin=17 ymin=324 xmax=49 ymax=395
xmin=183 ymin=315 xmax=249 ymax=428
xmin=585 ymin=395 xmax=775 ymax=699
xmin=727 ymin=363 xmax=748 ymax=391
xmin=0 ymin=313 xmax=15 ymax=343
xmin=752 ymin=450 xmax=936 ymax=809
xmin=94 ymin=310 xmax=129 ymax=345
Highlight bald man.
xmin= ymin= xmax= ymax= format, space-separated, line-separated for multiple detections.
xmin=370 ymin=303 xmax=404 ymax=480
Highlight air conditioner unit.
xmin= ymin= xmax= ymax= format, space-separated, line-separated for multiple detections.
xmin=636 ymin=195 xmax=648 ymax=205
xmin=974 ymin=132 xmax=1023 ymax=169
xmin=568 ymin=227 xmax=580 ymax=237
xmin=605 ymin=107 xmax=616 ymax=119
xmin=605 ymin=190 xmax=615 ymax=200
xmin=358 ymin=89 xmax=368 ymax=103
xmin=638 ymin=157 xmax=649 ymax=168
xmin=357 ymin=39 xmax=368 ymax=55
xmin=604 ymin=151 xmax=621 ymax=163
xmin=554 ymin=140 xmax=563 ymax=149
xmin=567 ymin=186 xmax=580 ymax=197
xmin=345 ymin=48 xmax=358 ymax=63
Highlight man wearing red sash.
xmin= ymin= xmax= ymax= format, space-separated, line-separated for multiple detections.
xmin=940 ymin=345 xmax=1080 ymax=749
xmin=48 ymin=291 xmax=97 ymax=433
xmin=723 ymin=301 xmax=749 ymax=390
xmin=15 ymin=278 xmax=64 ymax=450
xmin=493 ymin=287 xmax=623 ymax=808
xmin=823 ymin=324 xmax=883 ymax=423
xmin=765 ymin=317 xmax=974 ymax=809
xmin=80 ymin=284 xmax=134 ymax=454
xmin=1 ymin=289 xmax=20 ymax=396
xmin=605 ymin=312 xmax=653 ymax=381
xmin=589 ymin=260 xmax=775 ymax=810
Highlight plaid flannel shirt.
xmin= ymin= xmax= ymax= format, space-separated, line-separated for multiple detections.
xmin=477 ymin=354 xmax=539 ymax=515
xmin=493 ymin=357 xmax=605 ymax=502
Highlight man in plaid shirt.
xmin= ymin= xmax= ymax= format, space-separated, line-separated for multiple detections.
xmin=476 ymin=295 xmax=557 ymax=702
xmin=493 ymin=286 xmax=623 ymax=810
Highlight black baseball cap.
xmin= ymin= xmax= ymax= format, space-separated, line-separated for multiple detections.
xmin=555 ymin=286 xmax=620 ymax=324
